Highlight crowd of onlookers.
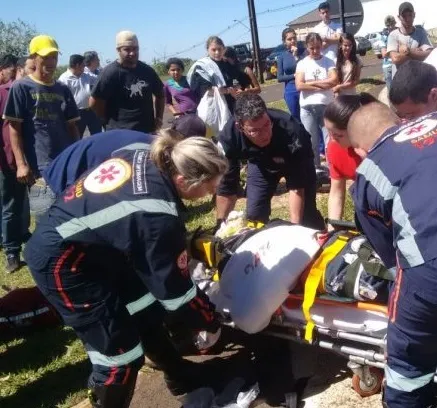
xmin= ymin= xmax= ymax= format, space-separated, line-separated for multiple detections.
xmin=0 ymin=0 xmax=436 ymax=275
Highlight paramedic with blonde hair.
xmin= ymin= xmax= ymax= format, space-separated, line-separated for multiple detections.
xmin=24 ymin=135 xmax=228 ymax=407
xmin=347 ymin=102 xmax=437 ymax=408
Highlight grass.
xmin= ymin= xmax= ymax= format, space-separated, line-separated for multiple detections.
xmin=0 ymin=96 xmax=363 ymax=408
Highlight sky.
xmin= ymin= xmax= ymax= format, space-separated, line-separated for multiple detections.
xmin=2 ymin=0 xmax=319 ymax=66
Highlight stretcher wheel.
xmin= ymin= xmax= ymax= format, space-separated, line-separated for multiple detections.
xmin=351 ymin=367 xmax=383 ymax=397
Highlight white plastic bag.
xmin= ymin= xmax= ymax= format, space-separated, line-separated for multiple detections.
xmin=197 ymin=87 xmax=231 ymax=136
xmin=182 ymin=378 xmax=259 ymax=408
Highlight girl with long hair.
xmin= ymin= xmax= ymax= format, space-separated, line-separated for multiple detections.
xmin=277 ymin=28 xmax=304 ymax=120
xmin=295 ymin=32 xmax=338 ymax=168
xmin=333 ymin=33 xmax=362 ymax=96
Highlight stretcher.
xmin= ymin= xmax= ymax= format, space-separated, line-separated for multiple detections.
xmin=190 ymin=219 xmax=437 ymax=398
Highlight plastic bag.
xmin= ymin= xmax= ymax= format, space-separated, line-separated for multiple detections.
xmin=194 ymin=328 xmax=222 ymax=351
xmin=197 ymin=87 xmax=231 ymax=137
xmin=182 ymin=378 xmax=259 ymax=408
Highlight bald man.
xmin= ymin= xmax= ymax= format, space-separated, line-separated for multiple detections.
xmin=348 ymin=103 xmax=437 ymax=408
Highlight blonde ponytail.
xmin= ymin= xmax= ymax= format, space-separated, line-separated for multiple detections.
xmin=151 ymin=134 xmax=228 ymax=187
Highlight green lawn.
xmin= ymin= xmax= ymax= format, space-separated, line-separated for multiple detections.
xmin=0 ymin=99 xmax=357 ymax=408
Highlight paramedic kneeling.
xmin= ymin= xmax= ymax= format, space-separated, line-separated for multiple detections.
xmin=216 ymin=93 xmax=324 ymax=229
xmin=24 ymin=135 xmax=228 ymax=407
xmin=347 ymin=103 xmax=437 ymax=408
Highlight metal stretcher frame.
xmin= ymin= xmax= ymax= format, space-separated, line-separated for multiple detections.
xmin=264 ymin=296 xmax=437 ymax=395
xmin=222 ymin=293 xmax=437 ymax=398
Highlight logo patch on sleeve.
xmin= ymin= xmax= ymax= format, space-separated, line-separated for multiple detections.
xmin=84 ymin=158 xmax=132 ymax=194
xmin=132 ymin=150 xmax=148 ymax=195
xmin=394 ymin=119 xmax=437 ymax=143
xmin=177 ymin=250 xmax=189 ymax=277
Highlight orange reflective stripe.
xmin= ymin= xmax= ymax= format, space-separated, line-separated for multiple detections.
xmin=390 ymin=268 xmax=403 ymax=323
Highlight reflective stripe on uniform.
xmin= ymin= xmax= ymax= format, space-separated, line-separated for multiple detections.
xmin=356 ymin=158 xmax=397 ymax=201
xmin=159 ymin=284 xmax=197 ymax=311
xmin=111 ymin=143 xmax=151 ymax=155
xmin=125 ymin=293 xmax=156 ymax=315
xmin=385 ymin=365 xmax=434 ymax=392
xmin=392 ymin=193 xmax=424 ymax=267
xmin=0 ymin=307 xmax=50 ymax=323
xmin=87 ymin=342 xmax=144 ymax=367
xmin=357 ymin=158 xmax=424 ymax=267
xmin=56 ymin=199 xmax=178 ymax=239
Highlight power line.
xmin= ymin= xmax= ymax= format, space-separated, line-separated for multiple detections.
xmin=165 ymin=0 xmax=317 ymax=58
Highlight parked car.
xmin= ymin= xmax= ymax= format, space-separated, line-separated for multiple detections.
xmin=265 ymin=42 xmax=306 ymax=69
xmin=365 ymin=32 xmax=383 ymax=47
xmin=355 ymin=36 xmax=372 ymax=56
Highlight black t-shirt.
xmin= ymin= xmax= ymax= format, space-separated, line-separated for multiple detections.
xmin=217 ymin=108 xmax=316 ymax=194
xmin=92 ymin=61 xmax=164 ymax=133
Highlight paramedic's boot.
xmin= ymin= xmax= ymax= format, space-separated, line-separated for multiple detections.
xmin=88 ymin=372 xmax=137 ymax=408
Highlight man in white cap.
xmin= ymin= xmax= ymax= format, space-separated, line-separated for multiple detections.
xmin=90 ymin=30 xmax=165 ymax=133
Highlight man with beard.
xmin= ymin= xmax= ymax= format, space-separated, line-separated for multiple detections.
xmin=90 ymin=31 xmax=165 ymax=133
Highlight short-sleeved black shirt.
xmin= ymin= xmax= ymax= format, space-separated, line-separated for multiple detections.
xmin=217 ymin=108 xmax=316 ymax=195
xmin=92 ymin=61 xmax=164 ymax=133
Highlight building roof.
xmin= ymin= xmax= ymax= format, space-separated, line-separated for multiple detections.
xmin=287 ymin=8 xmax=320 ymax=27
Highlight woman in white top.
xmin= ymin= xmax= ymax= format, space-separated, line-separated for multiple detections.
xmin=333 ymin=33 xmax=362 ymax=96
xmin=296 ymin=32 xmax=338 ymax=168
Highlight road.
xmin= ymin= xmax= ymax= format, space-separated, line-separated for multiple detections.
xmin=260 ymin=55 xmax=382 ymax=103
xmin=163 ymin=55 xmax=383 ymax=124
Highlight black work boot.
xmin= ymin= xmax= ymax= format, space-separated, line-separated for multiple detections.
xmin=88 ymin=372 xmax=137 ymax=408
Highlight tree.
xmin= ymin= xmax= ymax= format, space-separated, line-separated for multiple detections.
xmin=151 ymin=57 xmax=196 ymax=77
xmin=0 ymin=19 xmax=37 ymax=57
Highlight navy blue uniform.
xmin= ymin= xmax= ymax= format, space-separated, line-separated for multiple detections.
xmin=25 ymin=147 xmax=218 ymax=404
xmin=217 ymin=109 xmax=324 ymax=229
xmin=351 ymin=112 xmax=437 ymax=408
xmin=43 ymin=129 xmax=154 ymax=195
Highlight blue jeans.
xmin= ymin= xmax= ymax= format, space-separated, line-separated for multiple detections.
xmin=28 ymin=178 xmax=56 ymax=223
xmin=284 ymin=82 xmax=300 ymax=122
xmin=300 ymin=104 xmax=329 ymax=167
xmin=77 ymin=108 xmax=103 ymax=137
xmin=0 ymin=170 xmax=30 ymax=254
xmin=383 ymin=65 xmax=393 ymax=91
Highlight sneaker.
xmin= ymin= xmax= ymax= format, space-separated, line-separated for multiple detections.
xmin=6 ymin=254 xmax=21 ymax=273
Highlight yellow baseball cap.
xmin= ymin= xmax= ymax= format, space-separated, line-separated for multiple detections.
xmin=29 ymin=35 xmax=59 ymax=56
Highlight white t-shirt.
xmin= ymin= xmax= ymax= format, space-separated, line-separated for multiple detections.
xmin=296 ymin=56 xmax=336 ymax=106
xmin=58 ymin=70 xmax=97 ymax=109
xmin=313 ymin=21 xmax=343 ymax=62
xmin=425 ymin=48 xmax=437 ymax=70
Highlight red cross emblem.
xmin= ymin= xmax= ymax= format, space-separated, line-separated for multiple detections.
xmin=94 ymin=165 xmax=120 ymax=184
xmin=406 ymin=124 xmax=426 ymax=136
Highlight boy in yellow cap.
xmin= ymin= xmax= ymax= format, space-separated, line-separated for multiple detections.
xmin=3 ymin=34 xmax=80 ymax=223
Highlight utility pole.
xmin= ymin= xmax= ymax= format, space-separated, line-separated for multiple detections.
xmin=247 ymin=0 xmax=264 ymax=84
xmin=339 ymin=0 xmax=346 ymax=32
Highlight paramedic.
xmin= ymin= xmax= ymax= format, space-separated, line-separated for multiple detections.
xmin=24 ymin=135 xmax=228 ymax=407
xmin=347 ymin=102 xmax=437 ymax=408
xmin=43 ymin=116 xmax=206 ymax=196
xmin=216 ymin=93 xmax=324 ymax=229
xmin=389 ymin=60 xmax=437 ymax=120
